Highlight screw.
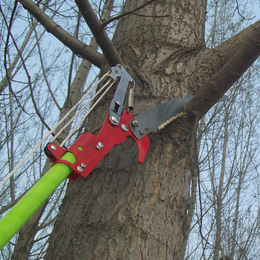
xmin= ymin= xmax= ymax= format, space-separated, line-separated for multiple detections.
xmin=50 ymin=144 xmax=57 ymax=150
xmin=81 ymin=163 xmax=86 ymax=168
xmin=77 ymin=166 xmax=83 ymax=172
xmin=96 ymin=142 xmax=104 ymax=150
xmin=111 ymin=116 xmax=119 ymax=124
xmin=121 ymin=124 xmax=128 ymax=132
xmin=131 ymin=120 xmax=139 ymax=127
xmin=139 ymin=130 xmax=144 ymax=135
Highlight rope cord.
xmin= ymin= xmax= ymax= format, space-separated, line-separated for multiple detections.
xmin=60 ymin=79 xmax=116 ymax=146
xmin=52 ymin=77 xmax=113 ymax=145
xmin=0 ymin=70 xmax=114 ymax=189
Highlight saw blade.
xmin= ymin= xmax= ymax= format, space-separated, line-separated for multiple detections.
xmin=129 ymin=96 xmax=192 ymax=139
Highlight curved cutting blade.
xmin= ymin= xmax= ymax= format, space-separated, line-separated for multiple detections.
xmin=129 ymin=96 xmax=192 ymax=139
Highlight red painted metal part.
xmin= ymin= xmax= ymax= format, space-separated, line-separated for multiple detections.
xmin=46 ymin=111 xmax=150 ymax=180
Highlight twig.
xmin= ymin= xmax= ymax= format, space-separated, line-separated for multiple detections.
xmin=0 ymin=0 xmax=54 ymax=95
xmin=18 ymin=0 xmax=105 ymax=68
xmin=195 ymin=119 xmax=214 ymax=248
xmin=235 ymin=0 xmax=255 ymax=21
xmin=131 ymin=13 xmax=170 ymax=19
xmin=102 ymin=0 xmax=156 ymax=27
xmin=2 ymin=1 xmax=30 ymax=115
xmin=1 ymin=3 xmax=57 ymax=138
xmin=32 ymin=18 xmax=61 ymax=111
xmin=197 ymin=167 xmax=214 ymax=248
xmin=67 ymin=12 xmax=81 ymax=102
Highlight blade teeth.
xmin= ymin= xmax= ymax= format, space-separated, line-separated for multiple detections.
xmin=158 ymin=112 xmax=186 ymax=131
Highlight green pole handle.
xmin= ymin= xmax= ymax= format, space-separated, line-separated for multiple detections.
xmin=0 ymin=152 xmax=75 ymax=250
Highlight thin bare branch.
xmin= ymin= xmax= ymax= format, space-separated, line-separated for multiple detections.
xmin=18 ymin=0 xmax=106 ymax=68
xmin=0 ymin=0 xmax=51 ymax=94
xmin=1 ymin=7 xmax=55 ymax=136
xmin=67 ymin=12 xmax=81 ymax=102
xmin=235 ymin=0 xmax=255 ymax=21
xmin=32 ymin=27 xmax=61 ymax=111
xmin=101 ymin=0 xmax=156 ymax=27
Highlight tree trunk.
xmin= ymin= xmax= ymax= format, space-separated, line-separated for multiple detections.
xmin=45 ymin=1 xmax=205 ymax=259
xmin=45 ymin=0 xmax=260 ymax=259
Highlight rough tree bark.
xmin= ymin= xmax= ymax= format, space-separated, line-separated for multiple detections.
xmin=24 ymin=0 xmax=259 ymax=259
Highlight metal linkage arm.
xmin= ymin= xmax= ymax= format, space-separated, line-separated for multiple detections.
xmin=109 ymin=65 xmax=135 ymax=125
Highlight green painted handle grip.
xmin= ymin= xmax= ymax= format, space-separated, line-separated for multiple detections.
xmin=0 ymin=152 xmax=75 ymax=250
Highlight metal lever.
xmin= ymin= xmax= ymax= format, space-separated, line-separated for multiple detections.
xmin=109 ymin=65 xmax=135 ymax=125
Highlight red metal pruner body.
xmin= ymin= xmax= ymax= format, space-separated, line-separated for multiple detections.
xmin=45 ymin=111 xmax=150 ymax=180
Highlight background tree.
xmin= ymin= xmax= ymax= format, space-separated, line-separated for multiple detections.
xmin=1 ymin=0 xmax=115 ymax=258
xmin=186 ymin=1 xmax=260 ymax=259
xmin=0 ymin=0 xmax=260 ymax=259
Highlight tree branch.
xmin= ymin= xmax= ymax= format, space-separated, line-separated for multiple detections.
xmin=2 ymin=5 xmax=58 ymax=137
xmin=32 ymin=23 xmax=61 ymax=110
xmin=18 ymin=0 xmax=105 ymax=68
xmin=185 ymin=21 xmax=260 ymax=118
xmin=101 ymin=0 xmax=156 ymax=28
xmin=75 ymin=0 xmax=122 ymax=66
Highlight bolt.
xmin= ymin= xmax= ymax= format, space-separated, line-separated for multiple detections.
xmin=96 ymin=142 xmax=104 ymax=150
xmin=81 ymin=163 xmax=86 ymax=168
xmin=77 ymin=166 xmax=83 ymax=172
xmin=115 ymin=100 xmax=121 ymax=106
xmin=50 ymin=144 xmax=57 ymax=150
xmin=111 ymin=116 xmax=119 ymax=124
xmin=121 ymin=124 xmax=128 ymax=132
xmin=131 ymin=120 xmax=139 ymax=127
xmin=139 ymin=130 xmax=144 ymax=135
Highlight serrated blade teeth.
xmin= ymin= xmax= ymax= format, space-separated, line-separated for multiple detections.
xmin=130 ymin=96 xmax=192 ymax=140
xmin=158 ymin=112 xmax=186 ymax=130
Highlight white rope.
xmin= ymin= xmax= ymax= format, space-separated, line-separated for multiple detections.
xmin=52 ymin=77 xmax=113 ymax=145
xmin=0 ymin=71 xmax=113 ymax=189
xmin=60 ymin=79 xmax=116 ymax=146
